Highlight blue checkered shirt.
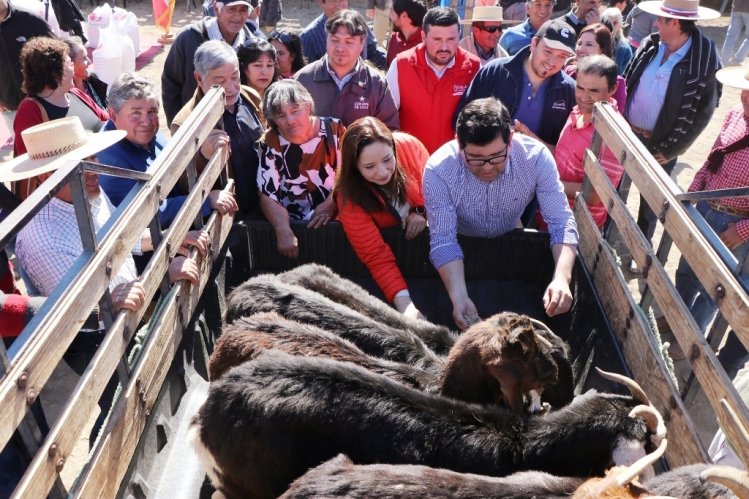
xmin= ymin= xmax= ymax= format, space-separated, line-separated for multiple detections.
xmin=423 ymin=135 xmax=579 ymax=269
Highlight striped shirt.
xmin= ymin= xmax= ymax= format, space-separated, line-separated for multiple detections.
xmin=16 ymin=193 xmax=139 ymax=297
xmin=423 ymin=135 xmax=578 ymax=269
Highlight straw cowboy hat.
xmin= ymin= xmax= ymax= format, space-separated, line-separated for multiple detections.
xmin=0 ymin=117 xmax=125 ymax=183
xmin=460 ymin=6 xmax=518 ymax=24
xmin=716 ymin=65 xmax=749 ymax=90
xmin=638 ymin=0 xmax=719 ymax=21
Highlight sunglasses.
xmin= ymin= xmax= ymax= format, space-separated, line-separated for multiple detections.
xmin=475 ymin=24 xmax=502 ymax=33
xmin=269 ymin=30 xmax=294 ymax=44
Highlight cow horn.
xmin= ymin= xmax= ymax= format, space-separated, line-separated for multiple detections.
xmin=595 ymin=368 xmax=650 ymax=406
xmin=700 ymin=466 xmax=749 ymax=497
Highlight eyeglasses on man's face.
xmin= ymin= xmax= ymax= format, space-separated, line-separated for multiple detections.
xmin=463 ymin=148 xmax=509 ymax=167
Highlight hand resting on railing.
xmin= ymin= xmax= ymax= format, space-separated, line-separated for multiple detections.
xmin=207 ymin=187 xmax=239 ymax=216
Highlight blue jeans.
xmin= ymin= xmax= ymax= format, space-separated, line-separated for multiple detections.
xmin=636 ymin=156 xmax=678 ymax=245
xmin=721 ymin=10 xmax=749 ymax=63
xmin=675 ymin=201 xmax=749 ymax=332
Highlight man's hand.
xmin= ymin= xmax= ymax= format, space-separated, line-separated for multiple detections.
xmin=543 ymin=278 xmax=573 ymax=316
xmin=585 ymin=7 xmax=601 ymax=24
xmin=111 ymin=281 xmax=146 ymax=312
xmin=366 ymin=8 xmax=375 ymax=18
xmin=180 ymin=229 xmax=210 ymax=257
xmin=720 ymin=223 xmax=744 ymax=250
xmin=276 ymin=227 xmax=299 ymax=259
xmin=199 ymin=129 xmax=230 ymax=159
xmin=168 ymin=255 xmax=200 ymax=285
xmin=308 ymin=196 xmax=337 ymax=229
xmin=653 ymin=152 xmax=670 ymax=165
xmin=452 ymin=296 xmax=480 ymax=331
xmin=514 ymin=119 xmax=542 ymax=142
xmin=208 ymin=188 xmax=239 ymax=215
xmin=403 ymin=212 xmax=427 ymax=240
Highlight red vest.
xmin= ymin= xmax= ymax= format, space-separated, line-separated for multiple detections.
xmin=396 ymin=44 xmax=480 ymax=154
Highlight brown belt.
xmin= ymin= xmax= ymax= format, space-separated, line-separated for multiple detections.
xmin=707 ymin=200 xmax=749 ymax=218
xmin=629 ymin=123 xmax=653 ymax=139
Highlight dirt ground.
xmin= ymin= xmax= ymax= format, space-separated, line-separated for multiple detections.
xmin=12 ymin=0 xmax=748 ymax=491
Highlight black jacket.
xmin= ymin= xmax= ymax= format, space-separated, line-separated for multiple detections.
xmin=0 ymin=2 xmax=54 ymax=110
xmin=624 ymin=30 xmax=721 ymax=161
xmin=455 ymin=46 xmax=576 ymax=146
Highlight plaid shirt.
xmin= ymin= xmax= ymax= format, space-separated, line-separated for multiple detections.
xmin=689 ymin=105 xmax=749 ymax=241
xmin=423 ymin=135 xmax=579 ymax=269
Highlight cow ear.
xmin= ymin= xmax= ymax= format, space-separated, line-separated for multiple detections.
xmin=509 ymin=326 xmax=536 ymax=356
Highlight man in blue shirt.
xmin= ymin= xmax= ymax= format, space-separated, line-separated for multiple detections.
xmin=424 ymin=97 xmax=578 ymax=330
xmin=458 ymin=19 xmax=576 ymax=149
xmin=300 ymin=0 xmax=387 ymax=69
xmin=624 ymin=0 xmax=720 ymax=246
xmin=499 ymin=0 xmax=554 ymax=55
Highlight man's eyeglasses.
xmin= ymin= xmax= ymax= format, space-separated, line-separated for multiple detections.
xmin=475 ymin=24 xmax=502 ymax=33
xmin=464 ymin=148 xmax=508 ymax=167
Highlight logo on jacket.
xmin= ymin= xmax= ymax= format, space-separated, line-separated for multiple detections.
xmin=353 ymin=96 xmax=369 ymax=110
xmin=16 ymin=36 xmax=28 ymax=42
xmin=452 ymin=84 xmax=468 ymax=96
xmin=551 ymin=100 xmax=567 ymax=111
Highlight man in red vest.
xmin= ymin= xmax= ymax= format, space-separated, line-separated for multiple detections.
xmin=385 ymin=7 xmax=480 ymax=154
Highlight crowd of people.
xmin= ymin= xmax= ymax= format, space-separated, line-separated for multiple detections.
xmin=1 ymin=0 xmax=749 ymax=489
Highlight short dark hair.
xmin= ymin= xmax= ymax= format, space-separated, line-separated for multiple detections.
xmin=237 ymin=39 xmax=278 ymax=86
xmin=422 ymin=6 xmax=459 ymax=33
xmin=577 ymin=54 xmax=618 ymax=91
xmin=676 ymin=19 xmax=696 ymax=34
xmin=392 ymin=0 xmax=428 ymax=27
xmin=578 ymin=23 xmax=613 ymax=58
xmin=456 ymin=98 xmax=512 ymax=148
xmin=326 ymin=9 xmax=368 ymax=38
xmin=20 ymin=37 xmax=69 ymax=95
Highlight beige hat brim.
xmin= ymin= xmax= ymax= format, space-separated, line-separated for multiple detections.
xmin=638 ymin=0 xmax=720 ymax=20
xmin=716 ymin=66 xmax=749 ymax=90
xmin=0 ymin=130 xmax=127 ymax=182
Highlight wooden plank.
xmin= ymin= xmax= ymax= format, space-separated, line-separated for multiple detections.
xmin=574 ymin=196 xmax=706 ymax=466
xmin=592 ymin=104 xmax=749 ymax=348
xmin=73 ymin=209 xmax=234 ymax=498
xmin=10 ymin=155 xmax=232 ymax=498
xmin=583 ymin=144 xmax=749 ymax=468
xmin=0 ymin=88 xmax=226 ymax=454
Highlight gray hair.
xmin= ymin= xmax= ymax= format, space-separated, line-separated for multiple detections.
xmin=601 ymin=7 xmax=624 ymax=40
xmin=108 ymin=72 xmax=159 ymax=112
xmin=262 ymin=80 xmax=315 ymax=129
xmin=194 ymin=40 xmax=239 ymax=78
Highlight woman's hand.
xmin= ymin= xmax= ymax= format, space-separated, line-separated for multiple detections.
xmin=276 ymin=227 xmax=299 ymax=258
xmin=403 ymin=212 xmax=427 ymax=240
xmin=308 ymin=196 xmax=337 ymax=229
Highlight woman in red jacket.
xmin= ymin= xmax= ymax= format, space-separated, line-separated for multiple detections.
xmin=336 ymin=117 xmax=429 ymax=319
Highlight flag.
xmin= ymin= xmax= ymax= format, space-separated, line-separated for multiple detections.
xmin=153 ymin=0 xmax=175 ymax=32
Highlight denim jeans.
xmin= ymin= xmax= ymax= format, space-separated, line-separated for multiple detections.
xmin=636 ymin=156 xmax=678 ymax=245
xmin=721 ymin=10 xmax=749 ymax=63
xmin=675 ymin=201 xmax=749 ymax=332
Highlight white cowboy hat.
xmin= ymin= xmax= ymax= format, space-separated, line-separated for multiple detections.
xmin=0 ymin=116 xmax=126 ymax=182
xmin=716 ymin=65 xmax=749 ymax=90
xmin=638 ymin=0 xmax=719 ymax=21
xmin=460 ymin=6 xmax=518 ymax=24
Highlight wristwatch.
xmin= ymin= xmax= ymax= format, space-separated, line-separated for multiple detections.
xmin=411 ymin=205 xmax=425 ymax=215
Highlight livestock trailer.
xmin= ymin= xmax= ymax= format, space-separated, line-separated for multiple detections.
xmin=0 ymin=88 xmax=747 ymax=498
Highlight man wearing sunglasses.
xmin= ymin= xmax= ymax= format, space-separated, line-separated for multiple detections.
xmin=423 ymin=97 xmax=577 ymax=330
xmin=458 ymin=6 xmax=510 ymax=66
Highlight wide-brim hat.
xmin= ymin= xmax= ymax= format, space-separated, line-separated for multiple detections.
xmin=460 ymin=6 xmax=519 ymax=24
xmin=0 ymin=117 xmax=126 ymax=182
xmin=639 ymin=0 xmax=719 ymax=21
xmin=216 ymin=0 xmax=252 ymax=10
xmin=716 ymin=65 xmax=749 ymax=90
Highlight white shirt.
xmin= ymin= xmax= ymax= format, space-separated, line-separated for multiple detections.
xmin=16 ymin=192 xmax=140 ymax=296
